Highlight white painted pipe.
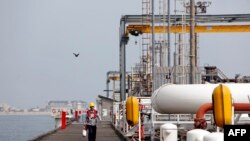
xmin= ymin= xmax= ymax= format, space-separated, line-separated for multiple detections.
xmin=152 ymin=83 xmax=250 ymax=114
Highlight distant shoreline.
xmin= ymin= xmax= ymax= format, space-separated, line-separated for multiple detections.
xmin=0 ymin=112 xmax=51 ymax=116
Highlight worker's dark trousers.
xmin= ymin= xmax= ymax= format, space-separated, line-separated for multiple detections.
xmin=87 ymin=125 xmax=96 ymax=141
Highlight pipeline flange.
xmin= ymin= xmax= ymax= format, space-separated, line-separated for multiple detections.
xmin=194 ymin=118 xmax=207 ymax=129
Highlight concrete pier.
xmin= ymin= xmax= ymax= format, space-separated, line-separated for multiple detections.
xmin=31 ymin=121 xmax=127 ymax=141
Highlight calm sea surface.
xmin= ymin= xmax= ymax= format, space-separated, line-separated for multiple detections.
xmin=0 ymin=115 xmax=55 ymax=141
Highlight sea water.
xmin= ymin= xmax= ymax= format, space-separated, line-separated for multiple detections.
xmin=0 ymin=115 xmax=54 ymax=141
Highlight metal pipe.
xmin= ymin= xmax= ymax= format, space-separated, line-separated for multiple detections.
xmin=194 ymin=103 xmax=212 ymax=129
xmin=190 ymin=0 xmax=196 ymax=84
xmin=194 ymin=103 xmax=250 ymax=129
xmin=178 ymin=34 xmax=182 ymax=66
xmin=152 ymin=0 xmax=155 ymax=91
xmin=234 ymin=103 xmax=250 ymax=111
xmin=195 ymin=103 xmax=213 ymax=119
xmin=152 ymin=83 xmax=250 ymax=114
xmin=167 ymin=0 xmax=171 ymax=67
xmin=151 ymin=1 xmax=155 ymax=140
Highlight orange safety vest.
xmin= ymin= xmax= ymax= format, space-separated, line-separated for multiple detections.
xmin=87 ymin=109 xmax=97 ymax=118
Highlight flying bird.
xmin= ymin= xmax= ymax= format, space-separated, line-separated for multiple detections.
xmin=73 ymin=53 xmax=80 ymax=57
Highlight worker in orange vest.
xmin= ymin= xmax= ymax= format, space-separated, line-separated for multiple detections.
xmin=85 ymin=102 xmax=99 ymax=141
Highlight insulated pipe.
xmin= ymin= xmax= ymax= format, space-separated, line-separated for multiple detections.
xmin=152 ymin=83 xmax=250 ymax=114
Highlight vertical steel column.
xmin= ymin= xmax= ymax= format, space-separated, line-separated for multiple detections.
xmin=178 ymin=34 xmax=182 ymax=66
xmin=151 ymin=1 xmax=155 ymax=140
xmin=190 ymin=0 xmax=195 ymax=84
xmin=120 ymin=18 xmax=126 ymax=102
xmin=106 ymin=79 xmax=110 ymax=98
xmin=119 ymin=16 xmax=128 ymax=132
xmin=167 ymin=0 xmax=171 ymax=67
xmin=151 ymin=0 xmax=155 ymax=91
xmin=106 ymin=71 xmax=119 ymax=98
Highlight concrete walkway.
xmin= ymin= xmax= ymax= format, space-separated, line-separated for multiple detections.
xmin=34 ymin=121 xmax=124 ymax=141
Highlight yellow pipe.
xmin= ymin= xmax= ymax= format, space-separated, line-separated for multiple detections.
xmin=127 ymin=24 xmax=250 ymax=34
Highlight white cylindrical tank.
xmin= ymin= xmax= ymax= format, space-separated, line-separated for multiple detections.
xmin=152 ymin=83 xmax=250 ymax=114
xmin=160 ymin=123 xmax=177 ymax=141
xmin=187 ymin=129 xmax=210 ymax=141
xmin=203 ymin=132 xmax=223 ymax=141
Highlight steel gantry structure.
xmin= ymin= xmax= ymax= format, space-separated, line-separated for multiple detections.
xmin=119 ymin=13 xmax=250 ymax=102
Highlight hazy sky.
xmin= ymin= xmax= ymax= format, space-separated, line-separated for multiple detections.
xmin=0 ymin=0 xmax=249 ymax=109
